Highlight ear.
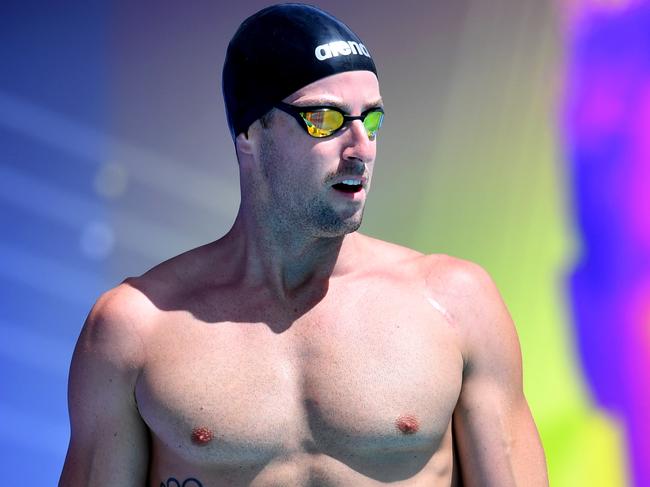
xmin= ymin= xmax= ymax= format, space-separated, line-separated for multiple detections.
xmin=236 ymin=130 xmax=254 ymax=155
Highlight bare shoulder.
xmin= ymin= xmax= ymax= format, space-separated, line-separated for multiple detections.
xmin=354 ymin=233 xmax=425 ymax=273
xmin=355 ymin=233 xmax=496 ymax=292
xmin=77 ymin=279 xmax=159 ymax=369
xmin=421 ymin=253 xmax=501 ymax=301
xmin=412 ymin=252 xmax=518 ymax=362
xmin=355 ymin=236 xmax=516 ymax=348
xmin=93 ymin=278 xmax=158 ymax=319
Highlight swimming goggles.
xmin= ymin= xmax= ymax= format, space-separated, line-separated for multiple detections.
xmin=274 ymin=102 xmax=384 ymax=139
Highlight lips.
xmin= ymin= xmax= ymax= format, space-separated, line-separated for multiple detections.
xmin=332 ymin=180 xmax=363 ymax=193
xmin=330 ymin=176 xmax=367 ymax=194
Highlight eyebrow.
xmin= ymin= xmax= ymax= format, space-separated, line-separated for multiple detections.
xmin=292 ymin=98 xmax=384 ymax=113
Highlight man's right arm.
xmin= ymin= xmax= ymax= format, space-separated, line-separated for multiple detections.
xmin=59 ymin=285 xmax=150 ymax=486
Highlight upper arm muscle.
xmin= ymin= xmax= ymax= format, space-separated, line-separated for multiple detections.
xmin=59 ymin=285 xmax=151 ymax=486
xmin=442 ymin=260 xmax=548 ymax=486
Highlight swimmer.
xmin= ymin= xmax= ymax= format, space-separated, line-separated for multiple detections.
xmin=59 ymin=4 xmax=548 ymax=486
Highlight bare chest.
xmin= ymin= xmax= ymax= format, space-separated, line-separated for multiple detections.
xmin=136 ymin=290 xmax=464 ymax=469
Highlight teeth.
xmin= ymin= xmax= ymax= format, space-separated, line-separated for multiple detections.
xmin=341 ymin=179 xmax=361 ymax=185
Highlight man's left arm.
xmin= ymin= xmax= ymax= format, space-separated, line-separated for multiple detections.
xmin=451 ymin=262 xmax=549 ymax=486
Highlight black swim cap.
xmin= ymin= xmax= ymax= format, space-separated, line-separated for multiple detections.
xmin=222 ymin=3 xmax=378 ymax=141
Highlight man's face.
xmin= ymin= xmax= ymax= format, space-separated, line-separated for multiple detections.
xmin=253 ymin=70 xmax=382 ymax=238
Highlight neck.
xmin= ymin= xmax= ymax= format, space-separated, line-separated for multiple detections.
xmin=223 ymin=202 xmax=361 ymax=300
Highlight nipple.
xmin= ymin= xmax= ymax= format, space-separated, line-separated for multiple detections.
xmin=395 ymin=414 xmax=419 ymax=435
xmin=191 ymin=426 xmax=214 ymax=446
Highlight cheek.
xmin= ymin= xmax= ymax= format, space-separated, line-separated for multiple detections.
xmin=259 ymin=130 xmax=342 ymax=192
xmin=262 ymin=150 xmax=319 ymax=201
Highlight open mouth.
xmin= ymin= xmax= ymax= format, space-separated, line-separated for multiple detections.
xmin=332 ymin=180 xmax=363 ymax=193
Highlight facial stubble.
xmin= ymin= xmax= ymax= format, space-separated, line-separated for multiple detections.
xmin=258 ymin=133 xmax=364 ymax=238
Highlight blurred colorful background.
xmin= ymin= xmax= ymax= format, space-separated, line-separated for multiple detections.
xmin=1 ymin=0 xmax=647 ymax=484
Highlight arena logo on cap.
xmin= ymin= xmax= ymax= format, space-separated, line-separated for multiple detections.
xmin=314 ymin=40 xmax=371 ymax=61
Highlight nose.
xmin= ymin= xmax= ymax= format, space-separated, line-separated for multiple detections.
xmin=341 ymin=119 xmax=375 ymax=164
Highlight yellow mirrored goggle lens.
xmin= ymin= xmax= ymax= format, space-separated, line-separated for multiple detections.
xmin=301 ymin=110 xmax=344 ymax=137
